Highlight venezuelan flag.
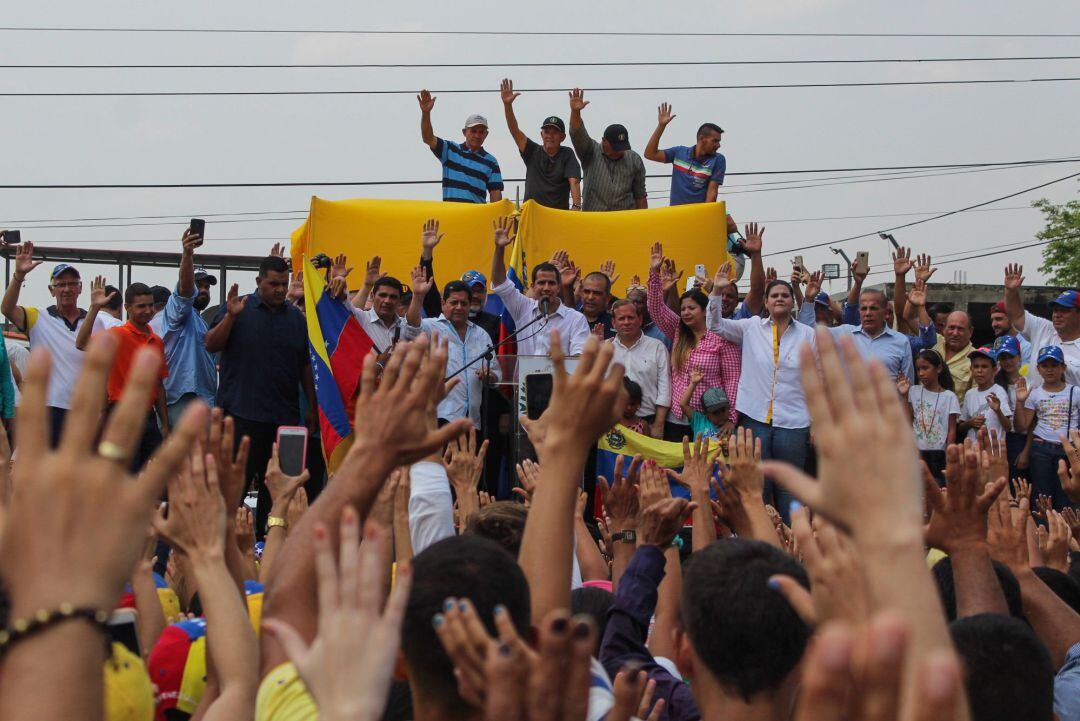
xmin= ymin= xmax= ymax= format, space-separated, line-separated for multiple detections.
xmin=596 ymin=426 xmax=725 ymax=509
xmin=302 ymin=258 xmax=375 ymax=472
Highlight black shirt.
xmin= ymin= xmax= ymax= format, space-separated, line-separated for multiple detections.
xmin=210 ymin=292 xmax=308 ymax=425
xmin=521 ymin=139 xmax=582 ymax=209
xmin=587 ymin=310 xmax=615 ymax=340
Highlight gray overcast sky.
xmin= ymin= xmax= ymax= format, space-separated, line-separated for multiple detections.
xmin=2 ymin=0 xmax=1079 ymax=308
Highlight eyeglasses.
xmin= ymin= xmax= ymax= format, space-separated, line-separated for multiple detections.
xmin=51 ymin=281 xmax=81 ymax=289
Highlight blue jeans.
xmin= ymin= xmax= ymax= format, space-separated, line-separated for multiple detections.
xmin=738 ymin=414 xmax=810 ymax=525
xmin=166 ymin=392 xmax=201 ymax=430
xmin=1029 ymin=440 xmax=1071 ymax=512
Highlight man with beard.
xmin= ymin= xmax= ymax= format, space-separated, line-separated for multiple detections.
xmin=990 ymin=300 xmax=1033 ymax=367
xmin=461 ymin=270 xmax=501 ymax=346
xmin=159 ymin=228 xmax=219 ymax=427
xmin=580 ymin=271 xmax=615 ymax=339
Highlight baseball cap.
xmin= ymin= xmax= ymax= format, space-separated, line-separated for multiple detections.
xmin=50 ymin=263 xmax=80 ymax=280
xmin=702 ymin=387 xmax=730 ymax=413
xmin=1037 ymin=345 xmax=1066 ymax=364
xmin=814 ymin=291 xmax=832 ymax=308
xmin=1049 ymin=289 xmax=1080 ymax=310
xmin=193 ymin=266 xmax=218 ymax=285
xmin=991 ymin=301 xmax=1007 ymax=315
xmin=968 ymin=347 xmax=998 ymax=363
xmin=149 ymin=619 xmax=208 ymax=720
xmin=540 ymin=116 xmax=566 ymax=133
xmin=461 ymin=270 xmax=487 ymax=288
xmin=464 ymin=114 xmax=489 ymax=129
xmin=992 ymin=334 xmax=1021 ymax=358
xmin=603 ymin=124 xmax=631 ymax=152
xmin=105 ymin=642 xmax=155 ymax=721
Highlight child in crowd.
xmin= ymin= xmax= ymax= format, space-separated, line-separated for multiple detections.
xmin=620 ymin=378 xmax=651 ymax=436
xmin=898 ymin=349 xmax=960 ymax=484
xmin=680 ymin=367 xmax=731 ymax=444
xmin=993 ymin=334 xmax=1030 ymax=479
xmin=1015 ymin=345 xmax=1079 ymax=510
xmin=959 ymin=347 xmax=1013 ymax=443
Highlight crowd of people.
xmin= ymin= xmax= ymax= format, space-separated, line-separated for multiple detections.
xmin=0 ymin=81 xmax=1078 ymax=721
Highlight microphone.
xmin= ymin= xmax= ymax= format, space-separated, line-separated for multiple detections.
xmin=539 ymin=297 xmax=550 ymax=316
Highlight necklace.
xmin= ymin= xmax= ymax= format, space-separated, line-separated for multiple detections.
xmin=915 ymin=387 xmax=943 ymax=442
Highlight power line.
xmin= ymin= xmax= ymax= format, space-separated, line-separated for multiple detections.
xmin=4 ymin=76 xmax=1080 ymax=97
xmin=763 ymin=169 xmax=1080 ymax=257
xmin=2 ymin=156 xmax=1076 ymax=191
xmin=859 ymin=234 xmax=1079 ymax=280
xmin=0 ymin=27 xmax=1078 ymax=38
xmin=7 ymin=55 xmax=1080 ymax=70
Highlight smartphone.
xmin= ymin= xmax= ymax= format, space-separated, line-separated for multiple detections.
xmin=276 ymin=426 xmax=308 ymax=477
xmin=854 ymin=251 xmax=870 ymax=276
xmin=188 ymin=218 xmax=205 ymax=247
xmin=107 ymin=608 xmax=141 ymax=658
xmin=694 ymin=263 xmax=707 ymax=279
xmin=525 ymin=373 xmax=554 ymax=421
xmin=793 ymin=255 xmax=805 ymax=273
xmin=3 ymin=229 xmax=20 ymax=245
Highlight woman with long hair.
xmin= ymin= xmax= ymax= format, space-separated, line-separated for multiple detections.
xmin=646 ymin=242 xmax=740 ymax=442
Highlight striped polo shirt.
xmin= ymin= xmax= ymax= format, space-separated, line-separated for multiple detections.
xmin=431 ymin=138 xmax=504 ymax=203
xmin=663 ymin=145 xmax=726 ymax=205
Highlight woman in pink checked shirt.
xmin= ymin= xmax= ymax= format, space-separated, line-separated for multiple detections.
xmin=646 ymin=242 xmax=740 ymax=443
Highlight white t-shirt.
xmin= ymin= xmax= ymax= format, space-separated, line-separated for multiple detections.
xmin=1025 ymin=384 xmax=1079 ymax=443
xmin=961 ymin=383 xmax=1013 ymax=442
xmin=908 ymin=386 xmax=961 ymax=451
xmin=1020 ymin=311 xmax=1080 ymax=389
xmin=5 ymin=340 xmax=28 ymax=406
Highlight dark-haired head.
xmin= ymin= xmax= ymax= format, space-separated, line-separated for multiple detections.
xmin=672 ymin=288 xmax=709 ymax=372
xmin=571 ymin=587 xmax=614 ymax=656
xmin=403 ymin=535 xmax=531 ymax=716
xmin=256 ymin=256 xmax=291 ymax=308
xmin=678 ymin=539 xmax=810 ymax=702
xmin=915 ymin=349 xmax=955 ymax=393
xmin=463 ymin=501 xmax=528 ymax=558
xmin=1033 ymin=566 xmax=1080 ymax=615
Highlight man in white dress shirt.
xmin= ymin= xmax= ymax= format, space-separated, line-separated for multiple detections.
xmin=488 ymin=216 xmax=590 ymax=356
xmin=608 ymin=299 xmax=670 ymax=437
xmin=348 ymin=273 xmax=421 ymax=355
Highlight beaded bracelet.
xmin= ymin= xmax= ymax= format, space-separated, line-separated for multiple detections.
xmin=0 ymin=604 xmax=109 ymax=658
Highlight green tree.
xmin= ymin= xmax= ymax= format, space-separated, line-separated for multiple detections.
xmin=1035 ymin=194 xmax=1080 ymax=286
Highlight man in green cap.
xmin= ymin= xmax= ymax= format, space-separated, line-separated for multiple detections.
xmin=500 ymin=78 xmax=583 ymax=210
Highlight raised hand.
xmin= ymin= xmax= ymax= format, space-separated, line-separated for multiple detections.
xmin=569 ymin=87 xmax=589 ymax=112
xmin=269 ymin=242 xmax=285 ymax=259
xmin=656 ymin=102 xmax=676 ymax=126
xmin=850 ymin=258 xmax=868 ymax=283
xmin=765 ymin=267 xmax=778 ymax=283
xmin=287 ymin=487 xmax=309 ymax=529
xmin=599 ymin=259 xmax=620 ymax=286
xmin=660 ymin=259 xmax=683 ymax=295
xmin=711 ymin=261 xmax=733 ymax=293
xmin=263 ymin=512 xmax=411 ymax=721
xmin=0 ymin=335 xmax=208 ymax=617
xmin=648 ymin=241 xmax=664 ymax=274
xmin=364 ymin=256 xmax=385 ymax=287
xmin=13 ymin=241 xmax=42 ymax=277
xmin=689 ymin=366 xmax=704 ymax=385
xmin=492 ymin=216 xmax=516 ymax=248
xmin=666 ymin=434 xmax=716 ymax=496
xmin=410 ymin=265 xmax=433 ymax=297
xmin=914 ymin=253 xmax=936 ymax=284
xmin=742 ymin=223 xmax=764 ymax=255
xmin=417 ymin=88 xmax=436 ymax=113
xmin=1060 ymin=429 xmax=1080 ymax=504
xmin=907 ymin=280 xmax=928 ymax=308
xmin=226 ymin=283 xmax=247 ymax=316
xmin=803 ymin=270 xmax=823 ymax=301
xmin=1015 ymin=377 xmax=1030 ymax=404
xmin=154 ymin=441 xmax=226 ymax=558
xmin=421 ymin=218 xmax=444 ymax=251
xmin=205 ymin=408 xmax=251 ymax=509
xmin=1003 ymin=262 xmax=1024 ymax=291
xmin=331 ymin=252 xmax=352 ymax=280
xmin=637 ymin=459 xmax=671 ymax=510
xmin=892 ymin=246 xmax=913 ymax=276
xmin=610 ymin=670 xmax=664 ymax=721
xmin=597 ymin=454 xmax=642 ymax=531
xmin=265 ymin=443 xmax=311 ymax=517
xmin=896 ymin=373 xmax=911 ymax=396
xmin=181 ymin=228 xmax=201 ymax=254
xmin=444 ymin=427 xmax=489 ymax=498
xmin=513 ymin=458 xmax=540 ymax=506
xmin=89 ymin=275 xmax=117 ymax=310
xmin=500 ymin=78 xmax=521 ymax=105
xmin=638 ymin=497 xmax=695 ymax=548
xmin=1043 ymin=510 xmax=1071 ymax=572
xmin=987 ymin=485 xmax=1029 ymax=570
xmin=923 ymin=441 xmax=1007 ymax=553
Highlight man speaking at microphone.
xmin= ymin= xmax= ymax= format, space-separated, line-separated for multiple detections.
xmin=488 ymin=215 xmax=590 ymax=356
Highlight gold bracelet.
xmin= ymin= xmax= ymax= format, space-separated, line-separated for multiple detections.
xmin=267 ymin=516 xmax=289 ymax=530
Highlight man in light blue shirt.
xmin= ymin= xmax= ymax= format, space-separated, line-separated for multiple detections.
xmin=409 ymin=279 xmax=500 ymax=427
xmin=807 ymin=288 xmax=914 ymax=383
xmin=161 ymin=229 xmax=218 ymax=426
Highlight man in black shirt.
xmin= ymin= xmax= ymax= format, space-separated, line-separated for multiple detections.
xmin=500 ymin=78 xmax=583 ymax=210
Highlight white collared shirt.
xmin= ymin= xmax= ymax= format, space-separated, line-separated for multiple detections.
xmin=609 ymin=332 xmax=671 ymax=416
xmin=490 ymin=278 xmax=591 ymax=356
xmin=350 ymin=307 xmax=421 ymax=354
xmin=419 ymin=315 xmax=502 ymax=426
xmin=1020 ymin=311 xmax=1080 ymax=389
xmin=707 ymin=299 xmax=818 ymax=429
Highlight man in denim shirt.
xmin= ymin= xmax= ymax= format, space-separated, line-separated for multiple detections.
xmin=160 ymin=229 xmax=218 ymax=427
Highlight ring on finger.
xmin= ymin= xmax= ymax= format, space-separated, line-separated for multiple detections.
xmin=97 ymin=440 xmax=128 ymax=464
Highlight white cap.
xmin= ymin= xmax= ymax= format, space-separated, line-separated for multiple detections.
xmin=464 ymin=114 xmax=489 ymax=128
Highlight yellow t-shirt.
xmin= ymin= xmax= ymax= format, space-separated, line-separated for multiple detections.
xmin=256 ymin=662 xmax=318 ymax=721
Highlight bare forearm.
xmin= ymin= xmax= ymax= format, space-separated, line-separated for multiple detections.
xmin=393 ymin=507 xmax=413 ymax=564
xmin=948 ymin=544 xmax=1009 ymax=618
xmin=420 ymin=111 xmax=436 ymax=147
xmin=1012 ymin=565 xmax=1080 ymax=667
xmin=204 ymin=316 xmax=235 ymax=353
xmin=643 ymin=125 xmax=665 ymax=162
xmin=75 ymin=305 xmax=100 ymax=351
xmin=491 ymin=245 xmax=508 ymax=287
xmin=893 ymin=275 xmax=907 ymax=330
xmin=569 ymin=178 xmax=581 ymax=208
xmin=503 ymin=104 xmax=527 ymax=152
xmin=745 ymin=252 xmax=765 ymax=315
xmin=179 ymin=249 xmax=195 ymax=297
xmin=1004 ymin=286 xmax=1025 ymax=327
xmin=691 ymin=488 xmax=715 ymax=553
xmin=574 ymin=519 xmax=609 ymax=582
xmin=258 ymin=526 xmax=287 ymax=583
xmin=131 ymin=567 xmax=168 ymax=653
xmin=1 ymin=279 xmax=26 ymax=329
xmin=0 ymin=623 xmax=107 ymax=721
xmin=611 ymin=540 xmax=635 ymax=594
xmin=455 ymin=485 xmax=479 ymax=530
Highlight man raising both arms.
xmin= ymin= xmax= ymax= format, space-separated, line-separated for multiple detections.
xmin=489 ymin=216 xmax=590 ymax=356
xmin=500 ymin=78 xmax=582 ymax=210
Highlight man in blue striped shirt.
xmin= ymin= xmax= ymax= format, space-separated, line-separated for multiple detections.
xmin=418 ymin=89 xmax=504 ymax=203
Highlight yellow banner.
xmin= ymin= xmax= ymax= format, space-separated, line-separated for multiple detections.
xmin=291 ymin=197 xmax=730 ymax=296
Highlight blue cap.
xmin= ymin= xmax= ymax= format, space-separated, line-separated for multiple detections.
xmin=1037 ymin=345 xmax=1066 ymax=364
xmin=814 ymin=291 xmax=831 ymax=308
xmin=461 ymin=270 xmax=487 ymax=288
xmin=968 ymin=346 xmax=997 ymax=363
xmin=992 ymin=334 xmax=1021 ymax=358
xmin=50 ymin=263 xmax=80 ymax=280
xmin=1049 ymin=289 xmax=1080 ymax=310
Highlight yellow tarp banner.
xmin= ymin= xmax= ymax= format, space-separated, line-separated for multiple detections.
xmin=291 ymin=197 xmax=729 ymax=295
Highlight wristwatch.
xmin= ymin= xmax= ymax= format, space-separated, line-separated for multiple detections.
xmin=611 ymin=530 xmax=637 ymax=544
xmin=267 ymin=516 xmax=289 ymax=530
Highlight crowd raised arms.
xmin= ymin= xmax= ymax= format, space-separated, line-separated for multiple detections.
xmin=0 ymin=83 xmax=1080 ymax=721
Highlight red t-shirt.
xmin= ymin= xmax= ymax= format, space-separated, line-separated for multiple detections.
xmin=106 ymin=322 xmax=169 ymax=405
